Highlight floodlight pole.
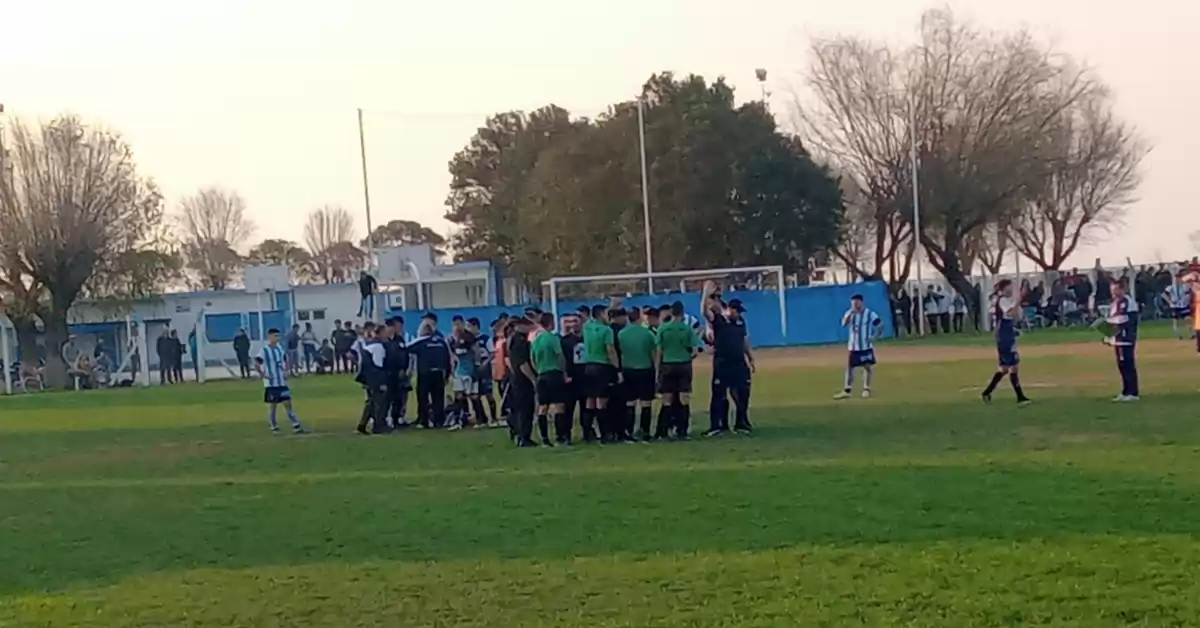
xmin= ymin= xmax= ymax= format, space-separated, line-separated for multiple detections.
xmin=357 ymin=108 xmax=375 ymax=269
xmin=636 ymin=97 xmax=654 ymax=294
xmin=910 ymin=98 xmax=926 ymax=336
xmin=0 ymin=317 xmax=11 ymax=395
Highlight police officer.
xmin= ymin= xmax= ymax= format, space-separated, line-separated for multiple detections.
xmin=707 ymin=298 xmax=755 ymax=436
xmin=355 ymin=322 xmax=390 ymax=435
xmin=384 ymin=317 xmax=411 ymax=428
xmin=410 ymin=312 xmax=450 ymax=428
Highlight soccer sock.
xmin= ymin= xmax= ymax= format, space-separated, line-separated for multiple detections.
xmin=553 ymin=412 xmax=570 ymax=441
xmin=537 ymin=414 xmax=550 ymax=442
xmin=863 ymin=366 xmax=874 ymax=391
xmin=624 ymin=406 xmax=636 ymax=436
xmin=639 ymin=406 xmax=652 ymax=435
xmin=656 ymin=405 xmax=672 ymax=437
xmin=267 ymin=405 xmax=279 ymax=429
xmin=485 ymin=396 xmax=497 ymax=422
xmin=982 ymin=372 xmax=1004 ymax=396
xmin=471 ymin=398 xmax=487 ymax=424
xmin=581 ymin=408 xmax=595 ymax=437
xmin=844 ymin=366 xmax=854 ymax=392
xmin=285 ymin=407 xmax=301 ymax=427
xmin=678 ymin=403 xmax=691 ymax=436
xmin=1009 ymin=373 xmax=1027 ymax=400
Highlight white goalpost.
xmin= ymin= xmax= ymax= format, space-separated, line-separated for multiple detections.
xmin=543 ymin=265 xmax=788 ymax=336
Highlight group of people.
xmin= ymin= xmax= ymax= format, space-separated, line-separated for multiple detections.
xmin=977 ymin=272 xmax=1198 ymax=406
xmin=251 ymin=281 xmax=760 ymax=447
xmin=154 ymin=327 xmax=196 ymax=384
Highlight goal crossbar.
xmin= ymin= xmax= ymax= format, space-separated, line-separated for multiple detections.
xmin=544 ymin=265 xmax=787 ymax=336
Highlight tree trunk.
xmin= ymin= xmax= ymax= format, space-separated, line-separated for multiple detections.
xmin=42 ymin=312 xmax=70 ymax=389
xmin=12 ymin=316 xmax=39 ymax=364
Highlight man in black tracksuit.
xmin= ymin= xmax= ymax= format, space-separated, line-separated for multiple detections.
xmin=356 ymin=324 xmax=391 ymax=435
xmin=707 ymin=299 xmax=754 ymax=435
xmin=410 ymin=313 xmax=450 ymax=428
xmin=559 ymin=316 xmax=585 ymax=437
xmin=384 ymin=317 xmax=411 ymax=428
xmin=506 ymin=317 xmax=537 ymax=447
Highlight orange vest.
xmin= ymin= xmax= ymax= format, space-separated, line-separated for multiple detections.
xmin=1193 ymin=291 xmax=1200 ymax=331
xmin=493 ymin=337 xmax=507 ymax=380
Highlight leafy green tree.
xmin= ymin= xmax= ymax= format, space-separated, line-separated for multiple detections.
xmin=246 ymin=238 xmax=313 ymax=283
xmin=362 ymin=219 xmax=448 ymax=259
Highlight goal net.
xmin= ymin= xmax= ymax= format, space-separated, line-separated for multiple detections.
xmin=543 ymin=266 xmax=788 ymax=340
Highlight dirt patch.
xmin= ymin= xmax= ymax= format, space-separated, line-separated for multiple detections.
xmin=751 ymin=338 xmax=1193 ymax=369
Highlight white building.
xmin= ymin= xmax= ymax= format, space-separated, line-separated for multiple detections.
xmin=60 ymin=252 xmax=502 ymax=378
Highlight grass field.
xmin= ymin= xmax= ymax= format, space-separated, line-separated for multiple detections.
xmin=2 ymin=325 xmax=1200 ymax=627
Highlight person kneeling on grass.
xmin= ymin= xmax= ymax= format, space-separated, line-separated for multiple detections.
xmin=256 ymin=328 xmax=307 ymax=434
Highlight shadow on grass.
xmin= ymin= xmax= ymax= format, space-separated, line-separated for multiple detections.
xmin=4 ymin=460 xmax=1200 ymax=596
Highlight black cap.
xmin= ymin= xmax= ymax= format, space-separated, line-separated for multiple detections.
xmin=727 ymin=299 xmax=746 ymax=312
xmin=421 ymin=311 xmax=438 ymax=321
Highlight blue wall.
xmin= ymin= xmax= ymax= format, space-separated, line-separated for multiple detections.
xmin=386 ymin=281 xmax=893 ymax=347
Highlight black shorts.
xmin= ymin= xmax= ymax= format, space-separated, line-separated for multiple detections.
xmin=659 ymin=362 xmax=693 ymax=394
xmin=536 ymin=371 xmax=568 ymax=405
xmin=622 ymin=368 xmax=656 ymax=402
xmin=848 ymin=349 xmax=877 ymax=368
xmin=713 ymin=360 xmax=750 ymax=388
xmin=263 ymin=386 xmax=292 ymax=404
xmin=583 ymin=363 xmax=614 ymax=399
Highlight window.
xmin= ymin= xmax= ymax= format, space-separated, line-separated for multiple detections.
xmin=312 ymin=309 xmax=327 ymax=320
xmin=465 ymin=284 xmax=484 ymax=304
xmin=297 ymin=310 xmax=311 ymax=321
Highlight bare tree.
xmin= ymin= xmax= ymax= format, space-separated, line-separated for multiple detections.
xmin=1008 ymin=90 xmax=1148 ymax=270
xmin=796 ymin=38 xmax=914 ymax=285
xmin=177 ymin=187 xmax=254 ymax=289
xmin=0 ymin=115 xmax=163 ymax=387
xmin=908 ymin=9 xmax=1098 ymax=302
xmin=303 ymin=205 xmax=361 ymax=283
xmin=970 ymin=222 xmax=1012 ymax=276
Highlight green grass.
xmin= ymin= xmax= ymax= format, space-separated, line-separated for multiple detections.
xmin=2 ymin=336 xmax=1200 ymax=627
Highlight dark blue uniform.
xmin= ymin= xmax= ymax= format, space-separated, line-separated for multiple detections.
xmin=993 ymin=296 xmax=1019 ymax=367
xmin=385 ymin=335 xmax=410 ymax=425
xmin=1109 ymin=294 xmax=1140 ymax=398
xmin=410 ymin=331 xmax=450 ymax=427
xmin=709 ymin=313 xmax=751 ymax=433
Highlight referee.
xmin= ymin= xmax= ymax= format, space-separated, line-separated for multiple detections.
xmin=707 ymin=298 xmax=755 ymax=435
xmin=506 ymin=317 xmax=537 ymax=447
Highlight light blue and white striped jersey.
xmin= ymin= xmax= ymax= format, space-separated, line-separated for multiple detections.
xmin=1165 ymin=284 xmax=1192 ymax=308
xmin=844 ymin=308 xmax=881 ymax=351
xmin=258 ymin=344 xmax=288 ymax=388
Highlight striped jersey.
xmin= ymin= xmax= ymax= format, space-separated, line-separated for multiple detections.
xmin=1107 ymin=295 xmax=1139 ymax=346
xmin=258 ymin=344 xmax=288 ymax=388
xmin=1165 ymin=284 xmax=1191 ymax=309
xmin=844 ymin=308 xmax=881 ymax=351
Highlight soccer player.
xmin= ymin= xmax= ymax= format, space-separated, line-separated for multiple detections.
xmin=607 ymin=307 xmax=634 ymax=441
xmin=980 ymin=279 xmax=1032 ymax=405
xmin=1105 ymin=279 xmax=1140 ymax=401
xmin=531 ymin=312 xmax=571 ymax=445
xmin=559 ymin=314 xmax=587 ymax=437
xmin=656 ymin=301 xmax=697 ymax=439
xmin=467 ymin=317 xmax=499 ymax=427
xmin=618 ymin=307 xmax=658 ymax=441
xmin=834 ymin=294 xmax=882 ymax=400
xmin=1162 ymin=280 xmax=1193 ymax=340
xmin=582 ymin=304 xmax=621 ymax=443
xmin=384 ymin=317 xmax=411 ymax=429
xmin=447 ymin=315 xmax=478 ymax=430
xmin=644 ymin=306 xmax=660 ymax=332
xmin=356 ymin=323 xmax=391 ymax=434
xmin=254 ymin=327 xmax=306 ymax=434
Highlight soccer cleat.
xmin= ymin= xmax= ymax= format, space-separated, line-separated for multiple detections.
xmin=861 ymin=389 xmax=871 ymax=399
xmin=270 ymin=426 xmax=281 ymax=434
xmin=1017 ymin=398 xmax=1032 ymax=407
xmin=833 ymin=391 xmax=852 ymax=400
xmin=1112 ymin=395 xmax=1129 ymax=402
xmin=704 ymin=428 xmax=727 ymax=438
xmin=355 ymin=426 xmax=370 ymax=435
xmin=292 ymin=424 xmax=307 ymax=434
xmin=981 ymin=392 xmax=992 ymax=404
xmin=447 ymin=423 xmax=463 ymax=432
xmin=733 ymin=426 xmax=753 ymax=436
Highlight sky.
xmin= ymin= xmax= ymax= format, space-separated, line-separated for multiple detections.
xmin=2 ymin=0 xmax=1197 ymax=270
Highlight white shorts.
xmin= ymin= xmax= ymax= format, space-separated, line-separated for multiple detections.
xmin=452 ymin=374 xmax=478 ymax=395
